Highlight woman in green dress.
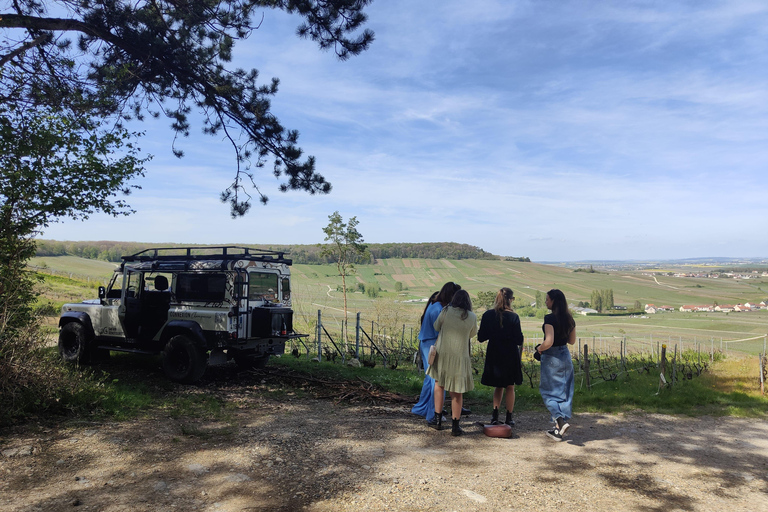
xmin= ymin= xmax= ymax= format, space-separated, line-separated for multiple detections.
xmin=426 ymin=290 xmax=477 ymax=436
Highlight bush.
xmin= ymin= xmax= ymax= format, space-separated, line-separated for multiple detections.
xmin=0 ymin=321 xmax=108 ymax=426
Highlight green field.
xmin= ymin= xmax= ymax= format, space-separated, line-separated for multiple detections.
xmin=30 ymin=256 xmax=117 ymax=283
xmin=31 ymin=255 xmax=768 ymax=355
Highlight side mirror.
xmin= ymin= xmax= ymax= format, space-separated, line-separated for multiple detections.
xmin=99 ymin=286 xmax=106 ymax=299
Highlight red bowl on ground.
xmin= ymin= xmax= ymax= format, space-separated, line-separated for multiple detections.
xmin=482 ymin=423 xmax=513 ymax=438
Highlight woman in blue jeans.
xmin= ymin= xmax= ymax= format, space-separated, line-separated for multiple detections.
xmin=535 ymin=289 xmax=576 ymax=441
xmin=411 ymin=282 xmax=461 ymax=422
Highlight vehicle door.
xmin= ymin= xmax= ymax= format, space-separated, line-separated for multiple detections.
xmin=118 ymin=269 xmax=142 ymax=339
xmin=98 ymin=273 xmax=125 ymax=338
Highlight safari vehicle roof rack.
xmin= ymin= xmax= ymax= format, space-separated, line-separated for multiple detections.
xmin=120 ymin=246 xmax=292 ymax=267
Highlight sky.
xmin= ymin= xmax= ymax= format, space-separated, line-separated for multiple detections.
xmin=39 ymin=0 xmax=768 ymax=262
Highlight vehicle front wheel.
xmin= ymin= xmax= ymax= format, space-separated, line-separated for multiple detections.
xmin=58 ymin=322 xmax=91 ymax=364
xmin=162 ymin=335 xmax=207 ymax=384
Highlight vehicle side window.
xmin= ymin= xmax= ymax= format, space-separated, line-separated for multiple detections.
xmin=176 ymin=273 xmax=226 ymax=302
xmin=126 ymin=271 xmax=139 ymax=298
xmin=249 ymin=273 xmax=279 ymax=301
xmin=281 ymin=277 xmax=290 ymax=301
xmin=106 ymin=274 xmax=121 ymax=298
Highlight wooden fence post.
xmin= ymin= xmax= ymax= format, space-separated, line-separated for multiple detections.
xmin=355 ymin=312 xmax=361 ymax=360
xmin=672 ymin=344 xmax=678 ymax=387
xmin=316 ymin=309 xmax=322 ymax=360
xmin=584 ymin=343 xmax=591 ymax=390
xmin=660 ymin=344 xmax=667 ymax=388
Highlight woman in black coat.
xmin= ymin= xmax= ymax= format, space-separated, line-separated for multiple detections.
xmin=477 ymin=287 xmax=524 ymax=426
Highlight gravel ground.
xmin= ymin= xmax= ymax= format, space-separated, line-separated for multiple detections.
xmin=2 ymin=390 xmax=768 ymax=512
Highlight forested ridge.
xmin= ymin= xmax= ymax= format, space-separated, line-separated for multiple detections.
xmin=34 ymin=240 xmax=528 ymax=264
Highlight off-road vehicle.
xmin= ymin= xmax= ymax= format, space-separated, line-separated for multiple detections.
xmin=58 ymin=246 xmax=305 ymax=383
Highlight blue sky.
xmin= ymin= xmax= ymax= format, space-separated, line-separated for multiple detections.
xmin=41 ymin=0 xmax=768 ymax=261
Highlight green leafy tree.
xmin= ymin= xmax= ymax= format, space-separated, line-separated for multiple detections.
xmin=475 ymin=291 xmax=496 ymax=311
xmin=603 ymin=289 xmax=614 ymax=310
xmin=535 ymin=290 xmax=545 ymax=309
xmin=394 ymin=281 xmax=403 ymax=292
xmin=591 ymin=290 xmax=603 ymax=313
xmin=634 ymin=300 xmax=642 ymax=311
xmin=321 ymin=211 xmax=367 ymax=353
xmin=1 ymin=100 xmax=147 ymax=413
xmin=1 ymin=0 xmax=374 ymax=215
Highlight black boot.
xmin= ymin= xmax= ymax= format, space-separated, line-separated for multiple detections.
xmin=505 ymin=411 xmax=515 ymax=427
xmin=490 ymin=407 xmax=500 ymax=425
xmin=451 ymin=418 xmax=464 ymax=436
xmin=426 ymin=412 xmax=443 ymax=430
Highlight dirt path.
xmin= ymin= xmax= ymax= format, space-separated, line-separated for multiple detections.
xmin=2 ymin=393 xmax=767 ymax=512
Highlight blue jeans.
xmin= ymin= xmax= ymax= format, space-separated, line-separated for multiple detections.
xmin=411 ymin=339 xmax=437 ymax=421
xmin=539 ymin=345 xmax=574 ymax=422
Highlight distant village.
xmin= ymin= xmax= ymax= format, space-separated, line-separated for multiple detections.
xmin=645 ymin=302 xmax=767 ymax=314
xmin=642 ymin=270 xmax=768 ymax=280
xmin=639 ymin=269 xmax=768 ymax=314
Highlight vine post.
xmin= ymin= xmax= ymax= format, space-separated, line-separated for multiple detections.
xmin=355 ymin=312 xmax=361 ymax=360
xmin=583 ymin=343 xmax=591 ymax=390
xmin=316 ymin=310 xmax=322 ymax=361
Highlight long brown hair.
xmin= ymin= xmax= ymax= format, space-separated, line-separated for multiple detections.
xmin=493 ymin=287 xmax=514 ymax=327
xmin=420 ymin=291 xmax=439 ymax=325
xmin=435 ymin=281 xmax=461 ymax=307
xmin=547 ymin=288 xmax=575 ymax=336
xmin=449 ymin=289 xmax=473 ymax=319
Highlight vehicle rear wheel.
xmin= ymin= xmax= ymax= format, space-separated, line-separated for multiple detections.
xmin=162 ymin=335 xmax=207 ymax=383
xmin=234 ymin=353 xmax=270 ymax=371
xmin=58 ymin=322 xmax=91 ymax=363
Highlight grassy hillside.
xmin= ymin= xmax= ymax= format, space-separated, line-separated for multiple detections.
xmin=29 ymin=256 xmax=117 ymax=283
xmin=30 ymin=255 xmax=768 ymax=354
xmin=291 ymin=258 xmax=766 ymax=311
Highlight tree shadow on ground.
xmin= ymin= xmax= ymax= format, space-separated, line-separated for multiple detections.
xmin=2 ymin=360 xmax=767 ymax=511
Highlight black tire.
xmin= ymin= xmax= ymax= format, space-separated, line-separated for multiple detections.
xmin=234 ymin=353 xmax=270 ymax=371
xmin=162 ymin=335 xmax=207 ymax=384
xmin=58 ymin=322 xmax=91 ymax=363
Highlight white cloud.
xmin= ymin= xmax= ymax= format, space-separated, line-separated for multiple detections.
xmin=39 ymin=0 xmax=768 ymax=261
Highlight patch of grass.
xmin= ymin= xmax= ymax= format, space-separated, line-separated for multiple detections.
xmin=272 ymin=355 xmax=423 ymax=397
xmin=7 ymin=337 xmax=764 ymax=428
xmin=271 ymin=354 xmax=768 ymax=418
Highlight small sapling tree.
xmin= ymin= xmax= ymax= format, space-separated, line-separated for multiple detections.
xmin=321 ymin=211 xmax=368 ymax=355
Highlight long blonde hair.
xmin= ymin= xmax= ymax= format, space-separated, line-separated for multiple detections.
xmin=493 ymin=287 xmax=514 ymax=327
